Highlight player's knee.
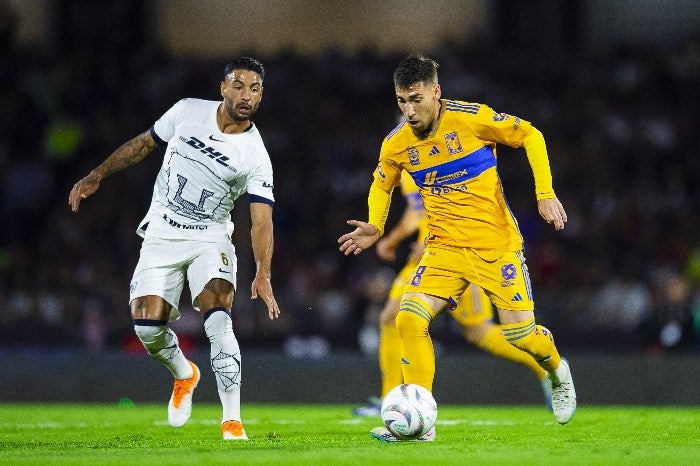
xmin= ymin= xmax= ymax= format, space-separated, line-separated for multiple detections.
xmin=379 ymin=301 xmax=400 ymax=326
xmin=134 ymin=323 xmax=166 ymax=345
xmin=197 ymin=279 xmax=234 ymax=312
xmin=463 ymin=322 xmax=492 ymax=344
xmin=396 ymin=297 xmax=432 ymax=338
xmin=395 ymin=310 xmax=428 ymax=338
xmin=203 ymin=278 xmax=234 ymax=295
xmin=133 ymin=322 xmax=177 ymax=354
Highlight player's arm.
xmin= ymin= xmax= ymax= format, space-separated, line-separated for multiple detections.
xmin=250 ymin=201 xmax=280 ymax=320
xmin=521 ymin=126 xmax=567 ymax=230
xmin=376 ymin=203 xmax=422 ymax=261
xmin=475 ymin=105 xmax=567 ymax=231
xmin=68 ymin=130 xmax=157 ymax=212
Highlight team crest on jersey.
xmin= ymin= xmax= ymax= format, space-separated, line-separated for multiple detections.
xmin=444 ymin=132 xmax=463 ymax=155
xmin=407 ymin=146 xmax=420 ymax=166
xmin=501 ymin=263 xmax=517 ymax=280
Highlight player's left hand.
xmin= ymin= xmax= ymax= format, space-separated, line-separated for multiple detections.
xmin=538 ymin=197 xmax=567 ymax=230
xmin=338 ymin=220 xmax=381 ymax=256
xmin=251 ymin=275 xmax=280 ymax=320
xmin=68 ymin=173 xmax=101 ymax=212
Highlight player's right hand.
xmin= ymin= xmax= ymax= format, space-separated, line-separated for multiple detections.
xmin=537 ymin=197 xmax=567 ymax=231
xmin=251 ymin=274 xmax=280 ymax=320
xmin=68 ymin=173 xmax=101 ymax=212
xmin=338 ymin=220 xmax=381 ymax=256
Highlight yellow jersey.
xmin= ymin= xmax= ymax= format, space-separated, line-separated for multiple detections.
xmin=375 ymin=99 xmax=533 ymax=251
xmin=399 ymin=170 xmax=429 ymax=243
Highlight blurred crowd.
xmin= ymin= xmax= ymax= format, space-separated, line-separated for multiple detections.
xmin=1 ymin=6 xmax=699 ymax=356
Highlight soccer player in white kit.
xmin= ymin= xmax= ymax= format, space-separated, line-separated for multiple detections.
xmin=68 ymin=57 xmax=279 ymax=440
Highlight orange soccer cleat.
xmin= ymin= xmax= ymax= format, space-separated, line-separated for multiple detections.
xmin=222 ymin=420 xmax=248 ymax=440
xmin=168 ymin=360 xmax=200 ymax=427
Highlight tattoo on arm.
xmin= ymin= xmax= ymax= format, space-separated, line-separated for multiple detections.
xmin=94 ymin=131 xmax=156 ymax=179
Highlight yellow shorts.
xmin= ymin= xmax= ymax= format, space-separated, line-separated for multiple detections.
xmin=402 ymin=246 xmax=535 ymax=312
xmin=390 ymin=258 xmax=494 ymax=325
xmin=451 ymin=283 xmax=494 ymax=326
xmin=388 ymin=260 xmax=418 ymax=300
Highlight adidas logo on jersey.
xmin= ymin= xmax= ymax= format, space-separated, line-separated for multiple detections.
xmin=429 ymin=145 xmax=440 ymax=155
xmin=511 ymin=293 xmax=524 ymax=302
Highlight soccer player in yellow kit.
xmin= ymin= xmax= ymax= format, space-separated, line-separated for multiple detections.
xmin=352 ymin=170 xmax=552 ymax=418
xmin=339 ymin=54 xmax=576 ymax=441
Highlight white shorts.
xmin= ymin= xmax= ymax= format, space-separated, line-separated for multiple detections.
xmin=129 ymin=236 xmax=237 ymax=320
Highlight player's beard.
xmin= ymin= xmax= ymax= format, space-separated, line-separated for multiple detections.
xmin=224 ymin=100 xmax=257 ymax=122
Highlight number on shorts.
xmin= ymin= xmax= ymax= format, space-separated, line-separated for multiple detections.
xmin=221 ymin=253 xmax=229 ymax=266
xmin=410 ymin=265 xmax=426 ymax=286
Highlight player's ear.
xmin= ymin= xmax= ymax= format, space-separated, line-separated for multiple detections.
xmin=220 ymin=81 xmax=226 ymax=98
xmin=434 ymin=83 xmax=441 ymax=100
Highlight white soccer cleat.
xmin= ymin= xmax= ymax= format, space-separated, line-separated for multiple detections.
xmin=550 ymin=359 xmax=576 ymax=424
xmin=370 ymin=426 xmax=436 ymax=443
xmin=222 ymin=420 xmax=249 ymax=440
xmin=168 ymin=360 xmax=200 ymax=427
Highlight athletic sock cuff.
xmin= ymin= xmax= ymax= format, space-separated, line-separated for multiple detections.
xmin=203 ymin=307 xmax=231 ymax=322
xmin=133 ymin=319 xmax=168 ymax=327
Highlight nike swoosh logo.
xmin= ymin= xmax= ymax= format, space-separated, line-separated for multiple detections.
xmin=209 ymin=135 xmax=224 ymax=142
xmin=218 ymin=268 xmax=229 ymax=273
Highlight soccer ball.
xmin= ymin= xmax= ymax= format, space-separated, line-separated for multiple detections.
xmin=380 ymin=384 xmax=437 ymax=439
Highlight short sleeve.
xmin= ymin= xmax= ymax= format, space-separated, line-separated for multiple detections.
xmin=152 ymin=98 xmax=188 ymax=144
xmin=246 ymin=148 xmax=275 ymax=206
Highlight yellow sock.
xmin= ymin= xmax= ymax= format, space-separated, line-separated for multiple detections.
xmin=476 ymin=325 xmax=547 ymax=380
xmin=395 ymin=297 xmax=436 ymax=392
xmin=379 ymin=323 xmax=404 ymax=397
xmin=501 ymin=317 xmax=561 ymax=373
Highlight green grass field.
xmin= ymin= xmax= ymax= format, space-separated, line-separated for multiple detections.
xmin=0 ymin=403 xmax=697 ymax=465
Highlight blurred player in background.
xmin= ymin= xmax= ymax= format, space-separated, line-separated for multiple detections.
xmin=339 ymin=54 xmax=576 ymax=442
xmin=353 ymin=170 xmax=552 ymax=417
xmin=69 ymin=57 xmax=279 ymax=440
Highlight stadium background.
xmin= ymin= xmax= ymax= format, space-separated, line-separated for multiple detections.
xmin=1 ymin=0 xmax=699 ymax=404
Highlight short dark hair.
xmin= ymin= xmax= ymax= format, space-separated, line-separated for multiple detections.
xmin=224 ymin=57 xmax=265 ymax=81
xmin=393 ymin=54 xmax=439 ymax=89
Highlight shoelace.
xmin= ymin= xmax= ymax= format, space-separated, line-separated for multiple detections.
xmin=223 ymin=422 xmax=244 ymax=434
xmin=552 ymin=382 xmax=572 ymax=401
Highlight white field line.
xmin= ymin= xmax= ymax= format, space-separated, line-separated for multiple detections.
xmin=2 ymin=418 xmax=532 ymax=429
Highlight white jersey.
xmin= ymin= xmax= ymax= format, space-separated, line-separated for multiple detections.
xmin=137 ymin=98 xmax=274 ymax=241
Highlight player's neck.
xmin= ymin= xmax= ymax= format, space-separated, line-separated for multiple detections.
xmin=413 ymin=101 xmax=443 ymax=139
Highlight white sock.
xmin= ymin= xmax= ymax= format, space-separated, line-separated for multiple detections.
xmin=550 ymin=359 xmax=569 ymax=385
xmin=204 ymin=308 xmax=242 ymax=423
xmin=133 ymin=322 xmax=193 ymax=379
